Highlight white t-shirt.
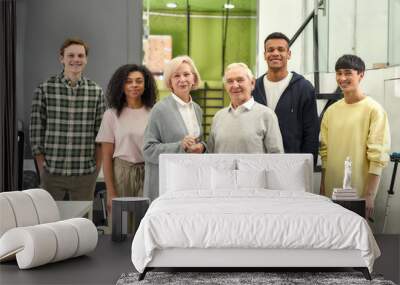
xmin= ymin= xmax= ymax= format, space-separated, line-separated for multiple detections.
xmin=171 ymin=93 xmax=200 ymax=137
xmin=96 ymin=106 xmax=150 ymax=163
xmin=263 ymin=72 xmax=293 ymax=111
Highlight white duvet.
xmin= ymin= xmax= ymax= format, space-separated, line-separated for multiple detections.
xmin=131 ymin=190 xmax=380 ymax=273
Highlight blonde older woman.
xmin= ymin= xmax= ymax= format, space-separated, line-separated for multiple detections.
xmin=143 ymin=56 xmax=205 ymax=200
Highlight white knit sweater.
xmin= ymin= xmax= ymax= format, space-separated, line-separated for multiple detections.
xmin=207 ymin=102 xmax=284 ymax=154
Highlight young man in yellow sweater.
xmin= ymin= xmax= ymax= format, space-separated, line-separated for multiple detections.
xmin=319 ymin=54 xmax=391 ymax=219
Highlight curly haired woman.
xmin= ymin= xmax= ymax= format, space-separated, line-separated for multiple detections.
xmin=96 ymin=64 xmax=158 ymax=214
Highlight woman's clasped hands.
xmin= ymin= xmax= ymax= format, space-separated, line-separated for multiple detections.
xmin=181 ymin=135 xmax=204 ymax=153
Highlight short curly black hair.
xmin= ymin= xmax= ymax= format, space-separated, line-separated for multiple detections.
xmin=264 ymin=32 xmax=290 ymax=50
xmin=335 ymin=54 xmax=365 ymax=74
xmin=106 ymin=64 xmax=158 ymax=116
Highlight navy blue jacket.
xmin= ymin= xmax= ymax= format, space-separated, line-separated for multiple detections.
xmin=252 ymin=72 xmax=319 ymax=164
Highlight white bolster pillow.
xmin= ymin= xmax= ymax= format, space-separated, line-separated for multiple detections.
xmin=0 ymin=191 xmax=39 ymax=227
xmin=0 ymin=196 xmax=17 ymax=237
xmin=24 ymin=189 xmax=60 ymax=223
xmin=63 ymin=218 xmax=98 ymax=257
xmin=0 ymin=226 xmax=57 ymax=269
xmin=0 ymin=218 xmax=97 ymax=269
xmin=0 ymin=189 xmax=59 ymax=239
xmin=42 ymin=221 xmax=79 ymax=262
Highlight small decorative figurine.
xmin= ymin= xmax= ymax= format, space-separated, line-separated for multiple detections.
xmin=343 ymin=157 xmax=352 ymax=190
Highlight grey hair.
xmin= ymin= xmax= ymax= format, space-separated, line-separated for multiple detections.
xmin=223 ymin=62 xmax=254 ymax=82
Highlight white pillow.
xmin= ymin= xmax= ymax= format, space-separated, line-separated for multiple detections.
xmin=266 ymin=163 xmax=306 ymax=191
xmin=211 ymin=168 xmax=236 ymax=190
xmin=237 ymin=159 xmax=308 ymax=191
xmin=167 ymin=162 xmax=211 ymax=191
xmin=236 ymin=169 xmax=267 ymax=189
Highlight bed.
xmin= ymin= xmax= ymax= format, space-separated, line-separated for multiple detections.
xmin=131 ymin=154 xmax=380 ymax=280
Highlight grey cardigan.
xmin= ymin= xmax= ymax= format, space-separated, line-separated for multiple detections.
xmin=142 ymin=95 xmax=204 ymax=200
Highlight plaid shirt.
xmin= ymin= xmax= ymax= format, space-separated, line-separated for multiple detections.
xmin=30 ymin=73 xmax=105 ymax=176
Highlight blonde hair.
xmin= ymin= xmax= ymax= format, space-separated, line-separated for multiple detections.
xmin=164 ymin=55 xmax=201 ymax=91
xmin=223 ymin=62 xmax=254 ymax=82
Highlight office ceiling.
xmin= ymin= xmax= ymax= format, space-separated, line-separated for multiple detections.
xmin=143 ymin=0 xmax=257 ymax=13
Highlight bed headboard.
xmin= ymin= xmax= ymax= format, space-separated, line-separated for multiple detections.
xmin=159 ymin=154 xmax=314 ymax=196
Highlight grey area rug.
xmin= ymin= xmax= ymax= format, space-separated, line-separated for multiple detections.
xmin=116 ymin=271 xmax=396 ymax=285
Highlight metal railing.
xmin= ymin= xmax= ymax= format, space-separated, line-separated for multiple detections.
xmin=290 ymin=0 xmax=342 ymax=103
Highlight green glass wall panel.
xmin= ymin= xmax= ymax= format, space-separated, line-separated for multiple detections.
xmin=148 ymin=13 xmax=256 ymax=82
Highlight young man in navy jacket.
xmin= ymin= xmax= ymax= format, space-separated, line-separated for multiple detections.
xmin=252 ymin=32 xmax=319 ymax=165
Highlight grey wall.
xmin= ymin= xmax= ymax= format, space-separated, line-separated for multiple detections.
xmin=16 ymin=0 xmax=143 ymax=157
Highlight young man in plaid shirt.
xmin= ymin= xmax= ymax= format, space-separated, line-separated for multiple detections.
xmin=29 ymin=38 xmax=105 ymax=201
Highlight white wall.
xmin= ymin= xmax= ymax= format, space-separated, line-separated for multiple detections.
xmin=361 ymin=67 xmax=400 ymax=234
xmin=16 ymin=0 xmax=143 ymax=156
xmin=328 ymin=0 xmax=388 ymax=71
xmin=257 ymin=0 xmax=305 ymax=76
xmin=303 ymin=0 xmax=389 ymax=73
xmin=388 ymin=0 xmax=400 ymax=64
xmin=258 ymin=0 xmax=400 ymax=233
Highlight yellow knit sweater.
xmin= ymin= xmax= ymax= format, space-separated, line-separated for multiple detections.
xmin=320 ymin=97 xmax=391 ymax=198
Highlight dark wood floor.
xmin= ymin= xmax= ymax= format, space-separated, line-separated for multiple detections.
xmin=0 ymin=235 xmax=134 ymax=285
xmin=374 ymin=234 xmax=400 ymax=284
xmin=0 ymin=234 xmax=398 ymax=285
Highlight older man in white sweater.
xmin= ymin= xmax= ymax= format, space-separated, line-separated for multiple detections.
xmin=208 ymin=63 xmax=284 ymax=154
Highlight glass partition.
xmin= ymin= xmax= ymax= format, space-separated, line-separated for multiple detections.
xmin=304 ymin=0 xmax=399 ymax=73
xmin=144 ymin=0 xmax=399 ymax=77
xmin=142 ymin=0 xmax=257 ymax=137
xmin=388 ymin=0 xmax=400 ymax=66
xmin=142 ymin=0 xmax=257 ymax=82
xmin=303 ymin=0 xmax=329 ymax=74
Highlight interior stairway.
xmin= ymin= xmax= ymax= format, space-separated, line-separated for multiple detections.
xmin=192 ymin=81 xmax=225 ymax=140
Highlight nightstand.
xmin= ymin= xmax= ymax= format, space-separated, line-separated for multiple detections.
xmin=112 ymin=197 xmax=150 ymax=242
xmin=332 ymin=198 xmax=366 ymax=218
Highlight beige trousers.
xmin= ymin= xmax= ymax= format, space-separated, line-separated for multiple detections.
xmin=109 ymin=157 xmax=145 ymax=233
xmin=113 ymin=158 xmax=144 ymax=197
